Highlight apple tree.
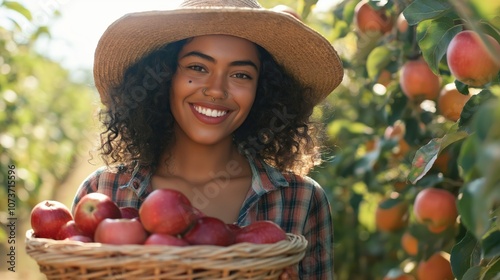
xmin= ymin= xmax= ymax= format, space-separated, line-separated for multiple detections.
xmin=0 ymin=1 xmax=94 ymax=247
xmin=294 ymin=0 xmax=500 ymax=279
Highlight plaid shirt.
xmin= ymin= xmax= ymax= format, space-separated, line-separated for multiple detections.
xmin=72 ymin=156 xmax=333 ymax=279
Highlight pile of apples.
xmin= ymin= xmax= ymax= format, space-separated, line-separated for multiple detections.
xmin=30 ymin=189 xmax=288 ymax=246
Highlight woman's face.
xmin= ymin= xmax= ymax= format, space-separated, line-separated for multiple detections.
xmin=170 ymin=35 xmax=260 ymax=145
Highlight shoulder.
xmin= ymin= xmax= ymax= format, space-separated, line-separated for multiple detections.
xmin=72 ymin=163 xmax=147 ymax=211
xmin=282 ymin=172 xmax=332 ymax=212
xmin=85 ymin=164 xmax=132 ymax=183
xmin=252 ymin=157 xmax=326 ymax=197
xmin=283 ymin=172 xmax=326 ymax=195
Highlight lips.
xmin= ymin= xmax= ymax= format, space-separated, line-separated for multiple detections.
xmin=190 ymin=103 xmax=231 ymax=124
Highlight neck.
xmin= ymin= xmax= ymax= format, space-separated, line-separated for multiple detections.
xmin=157 ymin=130 xmax=242 ymax=185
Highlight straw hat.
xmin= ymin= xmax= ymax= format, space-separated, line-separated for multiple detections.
xmin=94 ymin=0 xmax=343 ymax=105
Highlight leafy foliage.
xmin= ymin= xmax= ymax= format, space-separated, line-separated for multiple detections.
xmin=0 ymin=1 xmax=94 ymax=243
xmin=299 ymin=0 xmax=500 ymax=279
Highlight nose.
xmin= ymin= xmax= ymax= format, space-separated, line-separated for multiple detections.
xmin=204 ymin=72 xmax=228 ymax=100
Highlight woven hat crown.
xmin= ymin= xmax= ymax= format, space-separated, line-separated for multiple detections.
xmin=180 ymin=0 xmax=262 ymax=8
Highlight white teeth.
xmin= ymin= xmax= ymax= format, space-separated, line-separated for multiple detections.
xmin=194 ymin=105 xmax=227 ymax=117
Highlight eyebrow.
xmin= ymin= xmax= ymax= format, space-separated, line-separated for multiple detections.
xmin=180 ymin=51 xmax=260 ymax=72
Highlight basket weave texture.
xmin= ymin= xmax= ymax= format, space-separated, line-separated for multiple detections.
xmin=25 ymin=230 xmax=308 ymax=280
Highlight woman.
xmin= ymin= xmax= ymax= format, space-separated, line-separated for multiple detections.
xmin=73 ymin=0 xmax=343 ymax=278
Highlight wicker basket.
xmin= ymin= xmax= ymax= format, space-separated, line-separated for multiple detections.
xmin=25 ymin=230 xmax=308 ymax=280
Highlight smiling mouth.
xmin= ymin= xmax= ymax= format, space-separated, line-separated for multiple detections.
xmin=193 ymin=105 xmax=228 ymax=117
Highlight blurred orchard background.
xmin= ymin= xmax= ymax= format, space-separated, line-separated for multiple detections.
xmin=1 ymin=0 xmax=499 ymax=279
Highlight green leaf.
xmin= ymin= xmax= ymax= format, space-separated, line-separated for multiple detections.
xmin=331 ymin=20 xmax=350 ymax=40
xmin=476 ymin=143 xmax=500 ymax=184
xmin=387 ymin=88 xmax=408 ymax=125
xmin=460 ymin=0 xmax=500 ymax=30
xmin=366 ymin=46 xmax=392 ymax=79
xmin=462 ymin=266 xmax=482 ymax=280
xmin=31 ymin=26 xmax=51 ymax=41
xmin=459 ymin=90 xmax=497 ymax=129
xmin=354 ymin=149 xmax=381 ymax=176
xmin=416 ymin=17 xmax=462 ymax=74
xmin=458 ymin=135 xmax=480 ymax=182
xmin=473 ymin=100 xmax=498 ymax=142
xmin=482 ymin=257 xmax=500 ymax=280
xmin=403 ymin=0 xmax=452 ymax=26
xmin=3 ymin=1 xmax=32 ymax=21
xmin=408 ymin=140 xmax=439 ymax=184
xmin=455 ymin=80 xmax=470 ymax=95
xmin=482 ymin=230 xmax=500 ymax=259
xmin=413 ymin=173 xmax=444 ymax=188
xmin=408 ymin=131 xmax=469 ymax=183
xmin=298 ymin=0 xmax=319 ymax=19
xmin=458 ymin=178 xmax=491 ymax=238
xmin=451 ymin=230 xmax=480 ymax=279
xmin=378 ymin=197 xmax=404 ymax=209
xmin=469 ymin=0 xmax=500 ymax=22
xmin=404 ymin=117 xmax=424 ymax=144
xmin=326 ymin=120 xmax=374 ymax=137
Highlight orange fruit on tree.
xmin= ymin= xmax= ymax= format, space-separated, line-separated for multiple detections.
xmin=376 ymin=198 xmax=409 ymax=232
xmin=393 ymin=139 xmax=410 ymax=159
xmin=413 ymin=188 xmax=458 ymax=233
xmin=399 ymin=58 xmax=441 ymax=103
xmin=437 ymin=83 xmax=472 ymax=122
xmin=384 ymin=121 xmax=411 ymax=158
xmin=377 ymin=69 xmax=393 ymax=87
xmin=365 ymin=138 xmax=379 ymax=152
xmin=354 ymin=0 xmax=394 ymax=34
xmin=432 ymin=150 xmax=452 ymax=176
xmin=417 ymin=251 xmax=454 ymax=280
xmin=401 ymin=231 xmax=418 ymax=256
xmin=384 ymin=121 xmax=405 ymax=140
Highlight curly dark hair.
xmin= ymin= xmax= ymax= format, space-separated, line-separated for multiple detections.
xmin=98 ymin=38 xmax=325 ymax=175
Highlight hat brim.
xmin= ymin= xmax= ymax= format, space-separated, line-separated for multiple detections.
xmin=94 ymin=8 xmax=343 ymax=105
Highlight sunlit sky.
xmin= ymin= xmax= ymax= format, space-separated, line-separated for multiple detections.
xmin=27 ymin=0 xmax=183 ymax=73
xmin=21 ymin=0 xmax=334 ymax=77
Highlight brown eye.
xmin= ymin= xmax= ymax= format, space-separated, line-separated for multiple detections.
xmin=188 ymin=65 xmax=206 ymax=72
xmin=232 ymin=73 xmax=252 ymax=80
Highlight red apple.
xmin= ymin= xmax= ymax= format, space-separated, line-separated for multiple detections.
xmin=183 ymin=217 xmax=235 ymax=246
xmin=73 ymin=193 xmax=122 ymax=237
xmin=65 ymin=235 xmax=93 ymax=243
xmin=120 ymin=207 xmax=140 ymax=219
xmin=56 ymin=220 xmax=88 ymax=240
xmin=94 ymin=218 xmax=148 ymax=245
xmin=30 ymin=200 xmax=73 ymax=239
xmin=447 ymin=30 xmax=500 ymax=87
xmin=145 ymin=233 xmax=189 ymax=246
xmin=235 ymin=221 xmax=287 ymax=244
xmin=139 ymin=189 xmax=198 ymax=235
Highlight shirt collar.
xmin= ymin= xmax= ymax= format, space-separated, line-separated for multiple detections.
xmin=119 ymin=161 xmax=152 ymax=198
xmin=246 ymin=154 xmax=289 ymax=195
